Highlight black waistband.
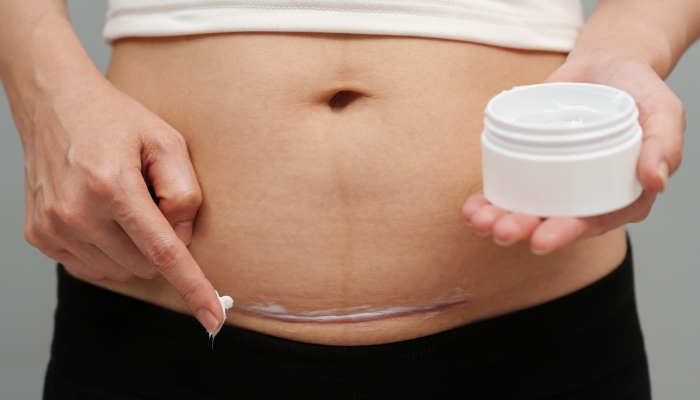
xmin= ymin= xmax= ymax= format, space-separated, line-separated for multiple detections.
xmin=47 ymin=245 xmax=648 ymax=399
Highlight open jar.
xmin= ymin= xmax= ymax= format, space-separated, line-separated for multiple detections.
xmin=481 ymin=82 xmax=643 ymax=217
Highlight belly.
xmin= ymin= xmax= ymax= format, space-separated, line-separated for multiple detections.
xmin=98 ymin=33 xmax=627 ymax=345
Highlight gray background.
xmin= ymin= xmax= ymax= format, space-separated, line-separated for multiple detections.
xmin=0 ymin=1 xmax=697 ymax=398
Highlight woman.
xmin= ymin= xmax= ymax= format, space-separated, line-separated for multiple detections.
xmin=0 ymin=0 xmax=695 ymax=398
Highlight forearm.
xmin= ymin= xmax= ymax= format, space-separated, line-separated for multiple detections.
xmin=571 ymin=0 xmax=700 ymax=78
xmin=0 ymin=0 xmax=106 ymax=123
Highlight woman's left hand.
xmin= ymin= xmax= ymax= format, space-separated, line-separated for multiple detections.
xmin=462 ymin=53 xmax=685 ymax=254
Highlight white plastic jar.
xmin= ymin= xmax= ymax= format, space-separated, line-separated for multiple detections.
xmin=481 ymin=83 xmax=643 ymax=217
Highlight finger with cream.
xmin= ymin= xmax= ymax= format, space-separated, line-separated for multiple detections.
xmin=208 ymin=291 xmax=234 ymax=345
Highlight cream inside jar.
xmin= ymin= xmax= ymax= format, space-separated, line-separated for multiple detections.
xmin=481 ymin=83 xmax=643 ymax=217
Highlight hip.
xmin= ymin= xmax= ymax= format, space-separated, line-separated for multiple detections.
xmin=47 ymin=245 xmax=649 ymax=399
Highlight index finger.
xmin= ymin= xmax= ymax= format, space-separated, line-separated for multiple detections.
xmin=114 ymin=167 xmax=224 ymax=333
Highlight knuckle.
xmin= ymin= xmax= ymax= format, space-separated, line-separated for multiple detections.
xmin=179 ymin=279 xmax=200 ymax=305
xmin=146 ymin=127 xmax=186 ymax=154
xmin=110 ymin=194 xmax=132 ymax=221
xmin=171 ymin=137 xmax=188 ymax=154
xmin=663 ymin=95 xmax=686 ymax=134
xmin=85 ymin=167 xmax=120 ymax=199
xmin=173 ymin=188 xmax=203 ymax=211
xmin=43 ymin=247 xmax=67 ymax=263
xmin=110 ymin=189 xmax=137 ymax=222
xmin=669 ymin=145 xmax=684 ymax=168
xmin=78 ymin=268 xmax=106 ymax=282
xmin=33 ymin=213 xmax=57 ymax=237
xmin=24 ymin=232 xmax=38 ymax=247
xmin=60 ymin=258 xmax=106 ymax=282
xmin=53 ymin=202 xmax=84 ymax=229
xmin=110 ymin=270 xmax=135 ymax=283
xmin=632 ymin=208 xmax=652 ymax=223
xmin=136 ymin=268 xmax=160 ymax=280
xmin=143 ymin=237 xmax=179 ymax=272
xmin=162 ymin=130 xmax=187 ymax=151
xmin=668 ymin=95 xmax=684 ymax=116
xmin=24 ymin=224 xmax=41 ymax=247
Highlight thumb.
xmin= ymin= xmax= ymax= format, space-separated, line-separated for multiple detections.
xmin=142 ymin=129 xmax=202 ymax=246
xmin=636 ymin=91 xmax=685 ymax=194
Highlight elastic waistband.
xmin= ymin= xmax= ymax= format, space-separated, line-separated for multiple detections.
xmin=49 ymin=245 xmax=645 ymax=399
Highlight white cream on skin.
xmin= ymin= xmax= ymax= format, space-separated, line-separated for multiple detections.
xmin=205 ymin=288 xmax=470 ymax=345
xmin=235 ymin=288 xmax=472 ymax=323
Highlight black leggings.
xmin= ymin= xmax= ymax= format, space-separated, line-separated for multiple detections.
xmin=44 ymin=244 xmax=650 ymax=399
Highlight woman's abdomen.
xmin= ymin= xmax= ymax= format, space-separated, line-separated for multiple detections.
xmin=101 ymin=33 xmax=627 ymax=345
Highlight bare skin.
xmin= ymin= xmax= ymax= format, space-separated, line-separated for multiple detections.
xmin=0 ymin=0 xmax=696 ymax=344
xmin=94 ymin=34 xmax=627 ymax=345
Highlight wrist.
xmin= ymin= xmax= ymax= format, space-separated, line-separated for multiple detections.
xmin=568 ymin=0 xmax=692 ymax=79
xmin=567 ymin=30 xmax=674 ymax=80
xmin=2 ymin=12 xmax=106 ymax=116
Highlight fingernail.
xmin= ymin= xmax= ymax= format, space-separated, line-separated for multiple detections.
xmin=657 ymin=161 xmax=669 ymax=192
xmin=474 ymin=229 xmax=491 ymax=237
xmin=494 ymin=237 xmax=516 ymax=247
xmin=196 ymin=308 xmax=220 ymax=332
xmin=530 ymin=247 xmax=551 ymax=256
xmin=175 ymin=221 xmax=193 ymax=245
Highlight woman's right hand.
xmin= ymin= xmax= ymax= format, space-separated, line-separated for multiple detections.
xmin=14 ymin=76 xmax=225 ymax=333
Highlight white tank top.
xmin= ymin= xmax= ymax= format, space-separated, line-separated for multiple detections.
xmin=103 ymin=0 xmax=584 ymax=52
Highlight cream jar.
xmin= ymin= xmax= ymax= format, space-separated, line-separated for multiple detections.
xmin=481 ymin=83 xmax=643 ymax=217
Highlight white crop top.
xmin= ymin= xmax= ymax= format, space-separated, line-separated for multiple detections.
xmin=103 ymin=0 xmax=584 ymax=52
